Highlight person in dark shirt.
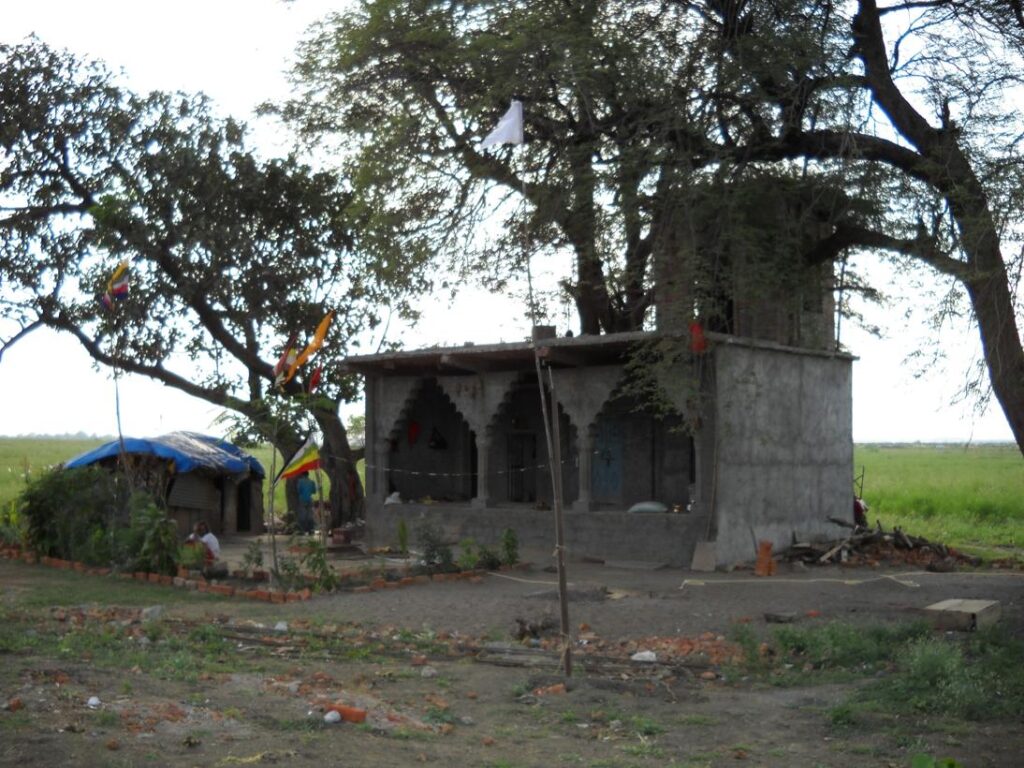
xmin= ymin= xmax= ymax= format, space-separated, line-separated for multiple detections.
xmin=296 ymin=471 xmax=317 ymax=535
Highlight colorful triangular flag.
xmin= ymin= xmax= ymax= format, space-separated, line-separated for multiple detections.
xmin=100 ymin=260 xmax=130 ymax=310
xmin=276 ymin=435 xmax=320 ymax=483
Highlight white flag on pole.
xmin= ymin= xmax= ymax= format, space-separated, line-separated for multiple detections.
xmin=480 ymin=100 xmax=524 ymax=148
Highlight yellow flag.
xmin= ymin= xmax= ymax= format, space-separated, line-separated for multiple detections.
xmin=284 ymin=310 xmax=334 ymax=385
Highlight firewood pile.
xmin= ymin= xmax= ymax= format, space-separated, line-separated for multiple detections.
xmin=785 ymin=518 xmax=982 ymax=570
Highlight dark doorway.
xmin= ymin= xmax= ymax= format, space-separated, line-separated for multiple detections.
xmin=507 ymin=433 xmax=537 ymax=503
xmin=237 ymin=480 xmax=252 ymax=532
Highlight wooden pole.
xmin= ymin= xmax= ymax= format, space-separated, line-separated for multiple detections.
xmin=315 ymin=458 xmax=327 ymax=546
xmin=268 ymin=436 xmax=279 ymax=574
xmin=547 ymin=365 xmax=572 ymax=677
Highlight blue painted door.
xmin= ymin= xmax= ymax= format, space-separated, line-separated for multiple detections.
xmin=591 ymin=421 xmax=623 ymax=502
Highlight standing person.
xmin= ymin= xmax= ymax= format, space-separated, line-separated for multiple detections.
xmin=296 ymin=471 xmax=317 ymax=535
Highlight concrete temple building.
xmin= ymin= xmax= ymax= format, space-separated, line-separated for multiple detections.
xmin=345 ymin=320 xmax=853 ymax=567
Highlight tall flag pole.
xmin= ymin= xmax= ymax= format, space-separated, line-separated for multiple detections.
xmin=99 ymin=258 xmax=133 ymax=475
xmin=480 ymin=100 xmax=572 ymax=676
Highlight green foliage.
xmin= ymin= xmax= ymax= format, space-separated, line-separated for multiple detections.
xmin=127 ymin=495 xmax=179 ymax=575
xmin=477 ymin=544 xmax=502 ymax=571
xmin=741 ymin=619 xmax=1024 ymax=724
xmin=416 ymin=523 xmax=454 ymax=573
xmin=500 ymin=527 xmax=519 ymax=566
xmin=910 ymin=755 xmax=962 ymax=768
xmin=872 ymin=628 xmax=1024 ymax=720
xmin=178 ymin=543 xmax=206 ymax=571
xmin=300 ymin=539 xmax=338 ymax=591
xmin=18 ymin=465 xmax=130 ymax=563
xmin=0 ymin=40 xmax=420 ymax=529
xmin=457 ymin=538 xmax=479 ymax=571
xmin=397 ymin=518 xmax=409 ymax=556
xmin=0 ymin=501 xmax=25 ymax=548
xmin=240 ymin=539 xmax=264 ymax=574
xmin=772 ymin=621 xmax=931 ymax=671
xmin=273 ymin=555 xmax=303 ymax=590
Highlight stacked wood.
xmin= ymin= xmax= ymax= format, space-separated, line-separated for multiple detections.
xmin=785 ymin=520 xmax=981 ymax=568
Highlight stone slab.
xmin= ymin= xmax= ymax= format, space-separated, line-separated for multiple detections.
xmin=924 ymin=598 xmax=1001 ymax=631
xmin=690 ymin=542 xmax=717 ymax=572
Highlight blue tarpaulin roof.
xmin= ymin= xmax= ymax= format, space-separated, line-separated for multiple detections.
xmin=65 ymin=432 xmax=265 ymax=478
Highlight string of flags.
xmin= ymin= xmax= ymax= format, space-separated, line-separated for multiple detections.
xmin=273 ymin=310 xmax=335 ymax=392
xmin=315 ymin=449 xmax=595 ymax=480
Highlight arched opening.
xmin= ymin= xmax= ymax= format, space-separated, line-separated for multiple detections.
xmin=387 ymin=378 xmax=474 ymax=503
xmin=488 ymin=380 xmax=577 ymax=506
xmin=589 ymin=396 xmax=692 ymax=511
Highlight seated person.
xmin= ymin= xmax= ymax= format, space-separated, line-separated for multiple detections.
xmin=187 ymin=521 xmax=220 ymax=566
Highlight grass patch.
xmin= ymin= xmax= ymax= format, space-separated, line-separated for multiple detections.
xmin=867 ymin=627 xmax=1024 ymax=720
xmin=738 ymin=619 xmax=1024 ymax=725
xmin=621 ymin=742 xmax=664 ymax=759
xmin=678 ymin=714 xmax=716 ymax=726
xmin=854 ymin=443 xmax=1024 ymax=553
xmin=628 ymin=715 xmax=665 ymax=736
xmin=772 ymin=620 xmax=931 ymax=672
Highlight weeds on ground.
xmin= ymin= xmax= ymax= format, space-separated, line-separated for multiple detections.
xmin=869 ymin=627 xmax=1024 ymax=720
xmin=734 ymin=619 xmax=1024 ymax=726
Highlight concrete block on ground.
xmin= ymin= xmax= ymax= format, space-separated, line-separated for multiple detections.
xmin=924 ymin=599 xmax=1001 ymax=631
xmin=690 ymin=542 xmax=716 ymax=572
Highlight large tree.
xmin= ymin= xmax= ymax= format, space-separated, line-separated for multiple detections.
xmin=282 ymin=0 xmax=1024 ymax=456
xmin=0 ymin=40 xmax=430 ymax=522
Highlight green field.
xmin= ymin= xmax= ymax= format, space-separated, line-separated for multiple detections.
xmin=2 ymin=438 xmax=1021 ymax=557
xmin=854 ymin=443 xmax=1024 ymax=559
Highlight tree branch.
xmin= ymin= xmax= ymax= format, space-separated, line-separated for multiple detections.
xmin=0 ymin=319 xmax=45 ymax=364
xmin=805 ymin=221 xmax=972 ymax=281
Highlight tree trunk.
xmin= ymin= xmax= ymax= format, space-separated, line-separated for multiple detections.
xmin=313 ymin=406 xmax=364 ymax=528
xmin=852 ymin=0 xmax=1024 ymax=457
xmin=966 ymin=271 xmax=1024 ymax=455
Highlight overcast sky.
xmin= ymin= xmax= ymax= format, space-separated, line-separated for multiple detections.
xmin=0 ymin=1 xmax=1015 ymax=444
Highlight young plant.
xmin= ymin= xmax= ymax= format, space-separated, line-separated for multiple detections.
xmin=300 ymin=539 xmax=338 ymax=591
xmin=477 ymin=544 xmax=502 ymax=571
xmin=397 ymin=518 xmax=409 ymax=557
xmin=240 ymin=540 xmax=264 ymax=575
xmin=457 ymin=538 xmax=479 ymax=571
xmin=416 ymin=523 xmax=454 ymax=572
xmin=273 ymin=556 xmax=303 ymax=590
xmin=500 ymin=527 xmax=519 ymax=566
xmin=178 ymin=543 xmax=206 ymax=571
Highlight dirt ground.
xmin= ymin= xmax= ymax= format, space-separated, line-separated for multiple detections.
xmin=2 ymin=548 xmax=1023 ymax=768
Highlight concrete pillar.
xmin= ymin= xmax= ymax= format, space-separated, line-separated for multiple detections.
xmin=472 ymin=431 xmax=492 ymax=508
xmin=376 ymin=438 xmax=391 ymax=500
xmin=572 ymin=425 xmax=595 ymax=511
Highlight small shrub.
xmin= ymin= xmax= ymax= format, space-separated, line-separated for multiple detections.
xmin=273 ymin=555 xmax=303 ymax=590
xmin=300 ymin=539 xmax=338 ymax=591
xmin=19 ymin=466 xmax=127 ymax=561
xmin=416 ymin=523 xmax=454 ymax=572
xmin=179 ymin=544 xmax=206 ymax=571
xmin=500 ymin=527 xmax=519 ymax=566
xmin=129 ymin=495 xmax=179 ymax=575
xmin=240 ymin=540 xmax=264 ymax=574
xmin=18 ymin=466 xmax=174 ymax=571
xmin=0 ymin=502 xmax=25 ymax=548
xmin=457 ymin=538 xmax=479 ymax=571
xmin=477 ymin=545 xmax=502 ymax=571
